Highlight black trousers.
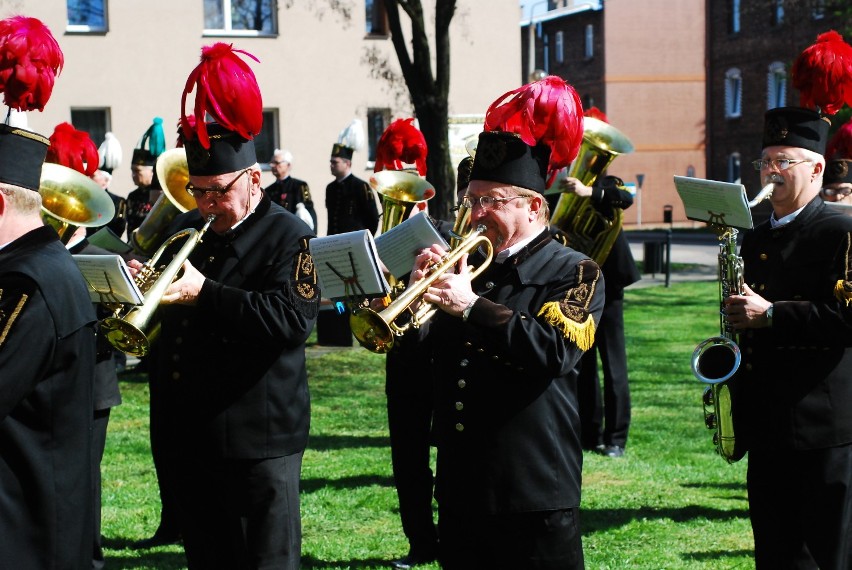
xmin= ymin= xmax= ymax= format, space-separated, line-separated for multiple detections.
xmin=92 ymin=408 xmax=111 ymax=570
xmin=578 ymin=293 xmax=631 ymax=448
xmin=176 ymin=452 xmax=304 ymax=570
xmin=385 ymin=351 xmax=438 ymax=553
xmin=148 ymin=372 xmax=183 ymax=539
xmin=748 ymin=443 xmax=852 ymax=570
xmin=437 ymin=505 xmax=585 ymax=570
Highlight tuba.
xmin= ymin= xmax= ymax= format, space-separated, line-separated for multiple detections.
xmin=350 ymin=224 xmax=493 ymax=354
xmin=130 ymin=148 xmax=197 ymax=256
xmin=691 ymin=183 xmax=773 ymax=463
xmin=100 ymin=215 xmax=215 ymax=357
xmin=371 ymin=170 xmax=436 ymax=234
xmin=549 ymin=117 xmax=633 ymax=263
xmin=39 ymin=163 xmax=116 ymax=243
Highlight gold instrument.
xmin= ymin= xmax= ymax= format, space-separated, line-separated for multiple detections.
xmin=350 ymin=225 xmax=493 ymax=354
xmin=39 ymin=163 xmax=116 ymax=244
xmin=371 ymin=169 xmax=436 ymax=234
xmin=691 ymin=183 xmax=773 ymax=463
xmin=549 ymin=117 xmax=634 ymax=264
xmin=101 ymin=215 xmax=215 ymax=357
xmin=130 ymin=148 xmax=197 ymax=256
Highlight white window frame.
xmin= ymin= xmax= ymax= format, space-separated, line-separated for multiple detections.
xmin=66 ymin=0 xmax=108 ymax=33
xmin=766 ymin=62 xmax=786 ymax=110
xmin=555 ymin=31 xmax=564 ymax=64
xmin=730 ymin=0 xmax=741 ymax=33
xmin=725 ymin=68 xmax=742 ymax=119
xmin=727 ymin=152 xmax=741 ymax=184
xmin=203 ymin=0 xmax=277 ymax=37
xmin=584 ymin=25 xmax=594 ymax=60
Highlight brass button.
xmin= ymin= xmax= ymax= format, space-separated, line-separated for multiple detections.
xmin=458 ymin=379 xmax=466 ymax=388
xmin=745 ymin=363 xmax=752 ymax=371
xmin=477 ymin=348 xmax=485 ymax=353
xmin=175 ymin=337 xmax=183 ymax=344
xmin=208 ymin=256 xmax=215 ymax=263
xmin=491 ymin=355 xmax=500 ymax=360
xmin=463 ymin=341 xmax=472 ymax=347
xmin=759 ymin=253 xmax=768 ymax=261
xmin=485 ymin=281 xmax=495 ymax=289
xmin=455 ymin=401 xmax=464 ymax=411
xmin=455 ymin=423 xmax=464 ymax=432
xmin=172 ymin=353 xmax=180 ymax=361
xmin=459 ymin=358 xmax=469 ymax=367
xmin=758 ymin=284 xmax=765 ymax=292
xmin=745 ymin=347 xmax=753 ymax=355
xmin=171 ymin=372 xmax=180 ymax=380
xmin=182 ymin=319 xmax=190 ymax=327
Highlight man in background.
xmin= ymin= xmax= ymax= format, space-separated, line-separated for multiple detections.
xmin=265 ymin=148 xmax=316 ymax=230
xmin=325 ymin=142 xmax=379 ymax=236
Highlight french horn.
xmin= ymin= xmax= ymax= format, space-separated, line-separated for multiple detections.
xmin=39 ymin=163 xmax=116 ymax=243
xmin=549 ymin=117 xmax=634 ymax=264
xmin=371 ymin=169 xmax=436 ymax=234
xmin=130 ymin=147 xmax=197 ymax=256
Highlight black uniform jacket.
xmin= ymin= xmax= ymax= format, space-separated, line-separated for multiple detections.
xmin=0 ymin=226 xmax=96 ymax=569
xmin=264 ymin=175 xmax=317 ymax=230
xmin=325 ymin=173 xmax=380 ymax=235
xmin=401 ymin=229 xmax=605 ymax=514
xmin=589 ymin=178 xmax=641 ymax=293
xmin=150 ymin=197 xmax=320 ymax=459
xmin=738 ymin=197 xmax=852 ymax=451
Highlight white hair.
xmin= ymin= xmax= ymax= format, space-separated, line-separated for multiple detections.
xmin=272 ymin=148 xmax=293 ymax=164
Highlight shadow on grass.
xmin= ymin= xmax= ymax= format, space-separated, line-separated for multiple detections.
xmin=301 ymin=473 xmax=394 ymax=493
xmin=307 ymin=434 xmax=390 ymax=451
xmin=582 ymin=504 xmax=749 ymax=533
xmin=302 ymin=554 xmax=400 ymax=569
xmin=101 ymin=540 xmax=187 ymax=570
xmin=682 ymin=549 xmax=754 ymax=562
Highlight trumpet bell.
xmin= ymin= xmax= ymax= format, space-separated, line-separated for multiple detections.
xmin=350 ymin=307 xmax=395 ymax=354
xmin=40 ymin=163 xmax=116 ymax=243
xmin=100 ymin=315 xmax=150 ymax=357
xmin=131 ymin=148 xmax=195 ymax=255
xmin=370 ymin=170 xmax=436 ymax=233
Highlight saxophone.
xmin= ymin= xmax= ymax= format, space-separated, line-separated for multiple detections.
xmin=690 ymin=183 xmax=773 ymax=463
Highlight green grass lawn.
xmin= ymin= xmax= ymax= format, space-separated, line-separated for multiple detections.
xmin=100 ymin=279 xmax=756 ymax=569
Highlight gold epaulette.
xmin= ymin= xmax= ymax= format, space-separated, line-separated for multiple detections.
xmin=537 ymin=259 xmax=601 ymax=351
xmin=538 ymin=303 xmax=596 ymax=351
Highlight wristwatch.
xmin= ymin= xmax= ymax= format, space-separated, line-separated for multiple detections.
xmin=462 ymin=298 xmax=478 ymax=322
xmin=765 ymin=303 xmax=774 ymax=327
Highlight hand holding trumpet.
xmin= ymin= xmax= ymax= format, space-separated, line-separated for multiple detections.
xmin=560 ymin=176 xmax=593 ymax=197
xmin=410 ymin=244 xmax=478 ymax=317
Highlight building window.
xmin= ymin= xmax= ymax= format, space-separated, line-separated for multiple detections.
xmin=727 ymin=152 xmax=741 ymax=184
xmin=366 ymin=0 xmax=388 ymax=36
xmin=767 ymin=62 xmax=786 ymax=110
xmin=67 ymin=0 xmax=107 ymax=33
xmin=584 ymin=25 xmax=594 ymax=59
xmin=771 ymin=0 xmax=784 ymax=26
xmin=812 ymin=0 xmax=825 ymax=19
xmin=70 ymin=108 xmax=110 ymax=150
xmin=582 ymin=94 xmax=595 ymax=110
xmin=728 ymin=0 xmax=740 ymax=34
xmin=204 ymin=0 xmax=276 ymax=36
xmin=255 ymin=109 xmax=278 ymax=168
xmin=725 ymin=68 xmax=742 ymax=118
xmin=367 ymin=108 xmax=391 ymax=163
xmin=555 ymin=31 xmax=564 ymax=64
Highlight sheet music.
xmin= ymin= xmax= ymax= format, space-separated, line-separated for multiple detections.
xmin=73 ymin=254 xmax=145 ymax=305
xmin=375 ymin=213 xmax=449 ymax=279
xmin=673 ymin=176 xmax=754 ymax=230
xmin=309 ymin=230 xmax=391 ymax=300
xmin=87 ymin=226 xmax=133 ymax=254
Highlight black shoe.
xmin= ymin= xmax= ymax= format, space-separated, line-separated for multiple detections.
xmin=598 ymin=445 xmax=625 ymax=458
xmin=130 ymin=532 xmax=182 ymax=550
xmin=390 ymin=549 xmax=438 ymax=569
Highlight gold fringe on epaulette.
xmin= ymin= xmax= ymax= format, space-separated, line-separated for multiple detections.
xmin=538 ymin=301 xmax=596 ymax=351
xmin=834 ymin=279 xmax=852 ymax=306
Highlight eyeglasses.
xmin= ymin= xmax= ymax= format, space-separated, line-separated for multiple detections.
xmin=461 ymin=194 xmax=532 ymax=210
xmin=751 ymin=158 xmax=812 ymax=171
xmin=269 ymin=160 xmax=285 ymax=166
xmin=186 ymin=169 xmax=250 ymax=198
xmin=822 ymin=186 xmax=852 ymax=198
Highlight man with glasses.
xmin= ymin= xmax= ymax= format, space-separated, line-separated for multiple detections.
xmin=821 ymin=120 xmax=852 ymax=208
xmin=131 ymin=44 xmax=319 ymax=569
xmin=397 ymin=81 xmax=605 ymax=566
xmin=723 ymin=105 xmax=852 ymax=569
xmin=265 ymin=148 xmax=317 ymax=230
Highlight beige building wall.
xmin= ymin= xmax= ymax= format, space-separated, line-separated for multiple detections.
xmin=603 ymin=0 xmax=705 ymax=227
xmin=3 ymin=1 xmax=520 ymax=235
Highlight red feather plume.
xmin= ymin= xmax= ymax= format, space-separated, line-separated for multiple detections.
xmin=792 ymin=30 xmax=852 ymax=116
xmin=373 ymin=118 xmax=428 ymax=176
xmin=0 ymin=16 xmax=63 ymax=112
xmin=826 ymin=119 xmax=852 ymax=160
xmin=46 ymin=122 xmax=99 ymax=176
xmin=585 ymin=106 xmax=609 ymax=124
xmin=483 ymin=76 xmax=584 ymax=184
xmin=180 ymin=43 xmax=262 ymax=148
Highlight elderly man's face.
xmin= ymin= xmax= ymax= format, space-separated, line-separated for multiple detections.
xmin=190 ymin=167 xmax=260 ymax=234
xmin=760 ymin=146 xmax=823 ymax=217
xmin=131 ymin=164 xmax=153 ymax=187
xmin=465 ymin=180 xmax=541 ymax=252
xmin=269 ymin=155 xmax=290 ymax=179
xmin=821 ymin=182 xmax=852 ymax=204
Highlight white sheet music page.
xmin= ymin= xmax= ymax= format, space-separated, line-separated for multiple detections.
xmin=73 ymin=254 xmax=145 ymax=305
xmin=673 ymin=176 xmax=754 ymax=230
xmin=375 ymin=213 xmax=449 ymax=280
xmin=309 ymin=230 xmax=390 ymax=300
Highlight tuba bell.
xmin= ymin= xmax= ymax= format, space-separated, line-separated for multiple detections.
xmin=130 ymin=147 xmax=197 ymax=256
xmin=549 ymin=117 xmax=634 ymax=263
xmin=39 ymin=163 xmax=116 ymax=243
xmin=370 ymin=170 xmax=436 ymax=234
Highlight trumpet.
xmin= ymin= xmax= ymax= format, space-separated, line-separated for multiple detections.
xmin=350 ymin=225 xmax=493 ymax=353
xmin=101 ymin=215 xmax=215 ymax=357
